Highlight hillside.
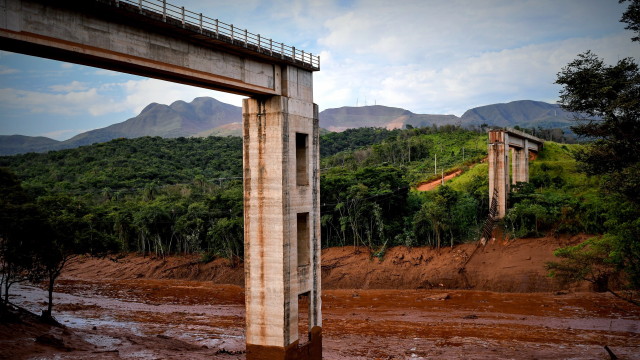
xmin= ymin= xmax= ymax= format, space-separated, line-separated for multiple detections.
xmin=0 ymin=136 xmax=243 ymax=191
xmin=193 ymin=122 xmax=243 ymax=137
xmin=459 ymin=100 xmax=575 ymax=129
xmin=3 ymin=127 xmax=592 ymax=254
xmin=1 ymin=98 xmax=582 ymax=155
xmin=319 ymin=105 xmax=459 ymax=132
xmin=62 ymin=234 xmax=590 ymax=292
xmin=61 ymin=97 xmax=241 ymax=148
xmin=0 ymin=135 xmax=61 ymax=156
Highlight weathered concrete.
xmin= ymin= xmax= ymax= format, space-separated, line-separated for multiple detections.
xmin=242 ymin=93 xmax=321 ymax=359
xmin=488 ymin=129 xmax=543 ymax=218
xmin=0 ymin=0 xmax=316 ymax=96
xmin=0 ymin=1 xmax=322 ymax=358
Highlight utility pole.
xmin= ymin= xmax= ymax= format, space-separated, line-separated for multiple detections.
xmin=434 ymin=154 xmax=437 ymax=175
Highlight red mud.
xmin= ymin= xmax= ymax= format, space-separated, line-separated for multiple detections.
xmin=62 ymin=234 xmax=592 ymax=292
xmin=3 ymin=236 xmax=640 ymax=359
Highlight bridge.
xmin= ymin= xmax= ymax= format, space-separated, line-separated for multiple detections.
xmin=0 ymin=0 xmax=321 ymax=359
xmin=488 ymin=128 xmax=544 ymax=219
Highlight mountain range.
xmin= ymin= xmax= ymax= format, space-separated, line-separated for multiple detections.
xmin=0 ymin=98 xmax=577 ymax=156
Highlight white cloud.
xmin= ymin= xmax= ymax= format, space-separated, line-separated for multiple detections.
xmin=318 ymin=0 xmax=627 ymax=63
xmin=40 ymin=128 xmax=91 ymax=140
xmin=0 ymin=88 xmax=117 ymax=116
xmin=49 ymin=81 xmax=88 ymax=92
xmin=315 ymin=32 xmax=640 ymax=115
xmin=93 ymin=69 xmax=121 ymax=76
xmin=60 ymin=63 xmax=74 ymax=69
xmin=0 ymin=65 xmax=19 ymax=75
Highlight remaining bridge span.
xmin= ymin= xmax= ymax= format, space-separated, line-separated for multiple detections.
xmin=0 ymin=0 xmax=319 ymax=96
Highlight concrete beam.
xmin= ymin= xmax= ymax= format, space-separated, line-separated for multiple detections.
xmin=0 ymin=0 xmax=309 ymax=96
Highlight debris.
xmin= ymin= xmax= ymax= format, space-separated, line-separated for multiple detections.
xmin=463 ymin=314 xmax=479 ymax=319
xmin=604 ymin=345 xmax=618 ymax=360
xmin=216 ymin=348 xmax=245 ymax=355
xmin=426 ymin=293 xmax=450 ymax=301
xmin=36 ymin=333 xmax=69 ymax=350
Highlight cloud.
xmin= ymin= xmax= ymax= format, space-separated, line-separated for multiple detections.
xmin=0 ymin=87 xmax=117 ymax=116
xmin=318 ymin=0 xmax=627 ymax=62
xmin=40 ymin=128 xmax=91 ymax=141
xmin=0 ymin=77 xmax=246 ymax=126
xmin=49 ymin=81 xmax=88 ymax=92
xmin=93 ymin=69 xmax=121 ymax=76
xmin=315 ymin=32 xmax=639 ymax=115
xmin=60 ymin=63 xmax=74 ymax=69
xmin=0 ymin=65 xmax=19 ymax=75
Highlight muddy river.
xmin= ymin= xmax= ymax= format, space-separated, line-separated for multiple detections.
xmin=4 ymin=278 xmax=640 ymax=359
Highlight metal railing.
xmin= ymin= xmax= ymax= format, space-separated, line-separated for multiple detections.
xmin=108 ymin=0 xmax=320 ymax=70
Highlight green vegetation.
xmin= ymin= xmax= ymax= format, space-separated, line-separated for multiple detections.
xmin=1 ymin=111 xmax=636 ymax=314
xmin=320 ymin=126 xmax=489 ymax=250
xmin=322 ymin=125 xmax=487 ymax=185
xmin=1 ymin=136 xmax=243 ymax=194
xmin=320 ymin=127 xmax=402 ymax=157
xmin=545 ymin=10 xmax=640 ymax=298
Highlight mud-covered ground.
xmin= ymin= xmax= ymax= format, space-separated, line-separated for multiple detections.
xmin=3 ymin=238 xmax=640 ymax=359
xmin=3 ymin=278 xmax=640 ymax=359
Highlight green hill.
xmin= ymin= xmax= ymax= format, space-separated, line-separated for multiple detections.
xmin=0 ymin=126 xmax=608 ymax=258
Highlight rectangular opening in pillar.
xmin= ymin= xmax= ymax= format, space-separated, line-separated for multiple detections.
xmin=297 ymin=212 xmax=310 ymax=267
xmin=296 ymin=132 xmax=309 ymax=186
xmin=298 ymin=291 xmax=310 ymax=345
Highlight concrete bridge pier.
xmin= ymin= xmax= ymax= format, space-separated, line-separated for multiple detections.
xmin=511 ymin=138 xmax=529 ymax=184
xmin=488 ymin=129 xmax=543 ymax=219
xmin=488 ymin=135 xmax=510 ymax=219
xmin=242 ymin=85 xmax=321 ymax=359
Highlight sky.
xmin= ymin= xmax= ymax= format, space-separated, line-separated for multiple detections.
xmin=0 ymin=0 xmax=639 ymax=140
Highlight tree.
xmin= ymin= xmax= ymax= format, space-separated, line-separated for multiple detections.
xmin=0 ymin=168 xmax=46 ymax=310
xmin=36 ymin=194 xmax=116 ymax=319
xmin=556 ymin=51 xmax=640 ymax=201
xmin=620 ymin=0 xmax=640 ymax=42
xmin=549 ymin=6 xmax=640 ymax=294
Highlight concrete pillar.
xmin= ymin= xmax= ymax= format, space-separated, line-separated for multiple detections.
xmin=521 ymin=139 xmax=529 ymax=183
xmin=488 ymin=132 xmax=509 ymax=218
xmin=512 ymin=147 xmax=522 ymax=184
xmin=512 ymin=141 xmax=530 ymax=184
xmin=243 ymin=94 xmax=321 ymax=360
xmin=488 ymin=130 xmax=542 ymax=219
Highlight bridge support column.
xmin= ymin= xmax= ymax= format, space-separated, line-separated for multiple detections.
xmin=521 ymin=139 xmax=530 ymax=182
xmin=489 ymin=130 xmax=542 ymax=219
xmin=243 ymin=95 xmax=321 ymax=360
xmin=489 ymin=133 xmax=509 ymax=219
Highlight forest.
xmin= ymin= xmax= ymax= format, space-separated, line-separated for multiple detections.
xmin=1 ymin=120 xmax=639 ymax=311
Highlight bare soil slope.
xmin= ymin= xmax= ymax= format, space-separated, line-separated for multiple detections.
xmin=62 ymin=234 xmax=591 ymax=292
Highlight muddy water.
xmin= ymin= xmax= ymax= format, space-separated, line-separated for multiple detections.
xmin=6 ymin=279 xmax=640 ymax=359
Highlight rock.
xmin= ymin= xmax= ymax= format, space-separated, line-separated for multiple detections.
xmin=36 ymin=333 xmax=68 ymax=350
xmin=426 ymin=293 xmax=451 ymax=301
